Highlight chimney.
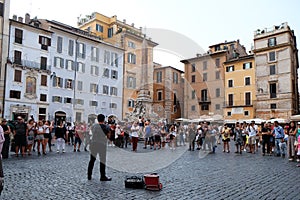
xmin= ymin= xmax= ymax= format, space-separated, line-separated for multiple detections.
xmin=123 ymin=19 xmax=126 ymax=24
xmin=12 ymin=15 xmax=17 ymax=20
xmin=25 ymin=13 xmax=30 ymax=24
xmin=237 ymin=39 xmax=240 ymax=44
xmin=131 ymin=23 xmax=134 ymax=27
xmin=18 ymin=17 xmax=23 ymax=23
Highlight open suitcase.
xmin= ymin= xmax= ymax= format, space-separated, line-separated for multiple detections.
xmin=143 ymin=173 xmax=163 ymax=191
xmin=124 ymin=176 xmax=144 ymax=189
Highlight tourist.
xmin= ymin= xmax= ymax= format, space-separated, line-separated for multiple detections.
xmin=261 ymin=122 xmax=271 ymax=156
xmin=13 ymin=116 xmax=28 ymax=157
xmin=188 ymin=123 xmax=196 ymax=151
xmin=36 ymin=120 xmax=45 ymax=155
xmin=87 ymin=114 xmax=111 ymax=181
xmin=272 ymin=121 xmax=285 ymax=157
xmin=168 ymin=125 xmax=177 ymax=150
xmin=55 ymin=120 xmax=67 ymax=153
xmin=74 ymin=122 xmax=83 ymax=152
xmin=66 ymin=122 xmax=75 ymax=145
xmin=287 ymin=121 xmax=297 ymax=161
xmin=247 ymin=121 xmax=257 ymax=154
xmin=26 ymin=119 xmax=36 ymax=156
xmin=43 ymin=120 xmax=53 ymax=153
xmin=143 ymin=120 xmax=151 ymax=149
xmin=115 ymin=124 xmax=124 ymax=148
xmin=153 ymin=125 xmax=161 ymax=150
xmin=233 ymin=122 xmax=243 ymax=154
xmin=131 ymin=121 xmax=139 ymax=152
xmin=221 ymin=124 xmax=231 ymax=153
xmin=160 ymin=124 xmax=167 ymax=149
xmin=178 ymin=125 xmax=185 ymax=146
xmin=1 ymin=119 xmax=11 ymax=159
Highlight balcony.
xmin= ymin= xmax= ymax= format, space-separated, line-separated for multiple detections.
xmin=10 ymin=57 xmax=51 ymax=71
xmin=198 ymin=97 xmax=211 ymax=104
xmin=224 ymin=101 xmax=253 ymax=108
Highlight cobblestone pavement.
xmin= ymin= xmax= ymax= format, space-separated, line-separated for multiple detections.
xmin=1 ymin=141 xmax=299 ymax=200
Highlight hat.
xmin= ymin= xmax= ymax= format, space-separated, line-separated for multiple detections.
xmin=2 ymin=119 xmax=7 ymax=122
xmin=17 ymin=116 xmax=22 ymax=119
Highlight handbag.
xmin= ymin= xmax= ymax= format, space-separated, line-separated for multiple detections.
xmin=294 ymin=140 xmax=298 ymax=146
xmin=124 ymin=176 xmax=144 ymax=189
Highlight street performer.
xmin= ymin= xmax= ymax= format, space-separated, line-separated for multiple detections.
xmin=87 ymin=114 xmax=111 ymax=181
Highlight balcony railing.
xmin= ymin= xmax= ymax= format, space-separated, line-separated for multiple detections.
xmin=198 ymin=97 xmax=211 ymax=104
xmin=10 ymin=57 xmax=51 ymax=71
xmin=224 ymin=101 xmax=253 ymax=107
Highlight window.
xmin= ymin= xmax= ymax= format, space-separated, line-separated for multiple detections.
xmin=128 ymin=41 xmax=136 ymax=48
xmin=201 ymin=89 xmax=208 ymax=102
xmin=243 ymin=62 xmax=252 ymax=69
xmin=157 ymin=90 xmax=163 ymax=101
xmin=90 ymin=101 xmax=98 ymax=107
xmin=101 ymin=102 xmax=106 ymax=108
xmin=270 ymin=65 xmax=276 ymax=75
xmin=191 ymin=90 xmax=196 ymax=99
xmin=14 ymin=70 xmax=22 ymax=82
xmin=128 ymin=99 xmax=135 ymax=108
xmin=0 ymin=3 xmax=2 ymax=17
xmin=226 ymin=65 xmax=235 ymax=72
xmin=173 ymin=72 xmax=178 ymax=84
xmin=9 ymin=90 xmax=21 ymax=99
xmin=77 ymin=81 xmax=83 ymax=91
xmin=57 ymin=36 xmax=63 ymax=53
xmin=77 ymin=62 xmax=85 ymax=73
xmin=75 ymin=112 xmax=82 ymax=122
xmin=53 ymin=77 xmax=63 ymax=88
xmin=215 ymin=58 xmax=220 ymax=67
xmin=216 ymin=88 xmax=220 ymax=97
xmin=108 ymin=27 xmax=113 ymax=38
xmin=268 ymin=37 xmax=276 ymax=47
xmin=54 ymin=57 xmax=64 ymax=68
xmin=244 ymin=111 xmax=249 ymax=116
xmin=104 ymin=51 xmax=110 ymax=64
xmin=215 ymin=71 xmax=220 ymax=80
xmin=201 ymin=105 xmax=209 ymax=111
xmin=203 ymin=73 xmax=207 ymax=82
xmin=228 ymin=94 xmax=233 ymax=106
xmin=66 ymin=60 xmax=74 ymax=71
xmin=245 ymin=92 xmax=251 ymax=105
xmin=215 ymin=104 xmax=220 ymax=110
xmin=40 ymin=94 xmax=47 ymax=102
xmin=103 ymin=85 xmax=109 ymax=95
xmin=68 ymin=40 xmax=74 ymax=56
xmin=110 ymin=87 xmax=118 ymax=96
xmin=191 ymin=63 xmax=196 ymax=72
xmin=203 ymin=61 xmax=207 ymax=70
xmin=271 ymin=103 xmax=277 ymax=109
xmin=39 ymin=36 xmax=51 ymax=51
xmin=270 ymin=83 xmax=277 ymax=98
xmin=127 ymin=53 xmax=136 ymax=64
xmin=64 ymin=97 xmax=72 ymax=104
xmin=40 ymin=57 xmax=47 ymax=70
xmin=77 ymin=43 xmax=86 ymax=59
xmin=191 ymin=105 xmax=196 ymax=111
xmin=269 ymin=51 xmax=276 ymax=62
xmin=76 ymin=99 xmax=84 ymax=105
xmin=111 ymin=70 xmax=118 ymax=79
xmin=91 ymin=65 xmax=99 ymax=76
xmin=191 ymin=75 xmax=196 ymax=83
xmin=52 ymin=96 xmax=62 ymax=103
xmin=227 ymin=112 xmax=232 ymax=116
xmin=14 ymin=50 xmax=22 ymax=65
xmin=156 ymin=71 xmax=162 ymax=83
xmin=15 ymin=28 xmax=23 ymax=44
xmin=103 ymin=68 xmax=109 ymax=77
xmin=215 ymin=45 xmax=221 ymax=51
xmin=65 ymin=79 xmax=73 ymax=89
xmin=41 ymin=75 xmax=47 ymax=86
xmin=228 ymin=80 xmax=233 ymax=88
xmin=38 ymin=108 xmax=46 ymax=121
xmin=109 ymin=103 xmax=117 ymax=109
xmin=91 ymin=47 xmax=99 ymax=62
xmin=110 ymin=53 xmax=118 ymax=67
xmin=245 ymin=77 xmax=251 ymax=86
xmin=127 ymin=76 xmax=136 ymax=88
xmin=96 ymin=24 xmax=103 ymax=32
xmin=90 ymin=83 xmax=98 ymax=93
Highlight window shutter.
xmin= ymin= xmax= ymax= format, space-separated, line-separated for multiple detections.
xmin=76 ymin=43 xmax=79 ymax=57
xmin=133 ymin=78 xmax=136 ymax=88
xmin=96 ymin=85 xmax=99 ymax=93
xmin=48 ymin=38 xmax=51 ymax=46
xmin=64 ymin=79 xmax=68 ymax=88
xmin=61 ymin=58 xmax=64 ymax=67
xmin=127 ymin=77 xmax=130 ymax=87
xmin=60 ymin=78 xmax=63 ymax=88
xmin=250 ymin=62 xmax=252 ymax=68
xmin=72 ymin=80 xmax=75 ymax=90
xmin=39 ymin=36 xmax=42 ymax=44
xmin=52 ymin=96 xmax=55 ymax=102
xmin=69 ymin=40 xmax=74 ymax=56
xmin=72 ymin=61 xmax=75 ymax=71
xmin=60 ymin=97 xmax=63 ymax=103
xmin=90 ymin=84 xmax=92 ymax=93
xmin=83 ymin=44 xmax=86 ymax=59
xmin=95 ymin=67 xmax=99 ymax=76
xmin=243 ymin=63 xmax=245 ymax=69
xmin=53 ymin=78 xmax=56 ymax=87
xmin=64 ymin=98 xmax=67 ymax=103
xmin=82 ymin=64 xmax=85 ymax=73
xmin=96 ymin=48 xmax=99 ymax=62
xmin=54 ymin=57 xmax=57 ymax=67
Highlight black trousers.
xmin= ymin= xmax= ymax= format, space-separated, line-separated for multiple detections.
xmin=87 ymin=144 xmax=107 ymax=178
xmin=262 ymin=136 xmax=271 ymax=154
xmin=1 ymin=135 xmax=10 ymax=158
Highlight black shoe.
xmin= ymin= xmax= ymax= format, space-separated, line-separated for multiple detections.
xmin=84 ymin=148 xmax=87 ymax=151
xmin=88 ymin=175 xmax=92 ymax=180
xmin=74 ymin=149 xmax=76 ymax=152
xmin=77 ymin=149 xmax=80 ymax=152
xmin=100 ymin=176 xmax=112 ymax=181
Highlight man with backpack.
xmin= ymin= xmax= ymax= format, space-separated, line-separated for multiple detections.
xmin=13 ymin=116 xmax=28 ymax=157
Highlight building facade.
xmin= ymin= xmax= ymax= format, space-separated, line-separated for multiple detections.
xmin=253 ymin=22 xmax=299 ymax=119
xmin=153 ymin=63 xmax=184 ymax=123
xmin=4 ymin=14 xmax=123 ymax=123
xmin=77 ymin=12 xmax=158 ymax=120
xmin=223 ymin=55 xmax=256 ymax=121
xmin=181 ymin=40 xmax=247 ymax=120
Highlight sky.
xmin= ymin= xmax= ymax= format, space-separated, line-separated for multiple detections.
xmin=9 ymin=0 xmax=300 ymax=71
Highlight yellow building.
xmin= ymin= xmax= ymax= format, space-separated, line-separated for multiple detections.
xmin=77 ymin=12 xmax=158 ymax=120
xmin=223 ymin=55 xmax=256 ymax=121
